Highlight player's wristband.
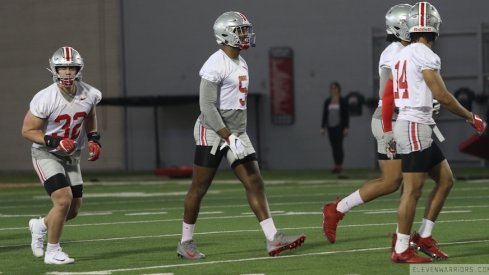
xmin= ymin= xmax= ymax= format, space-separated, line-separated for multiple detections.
xmin=44 ymin=135 xmax=61 ymax=148
xmin=87 ymin=132 xmax=101 ymax=147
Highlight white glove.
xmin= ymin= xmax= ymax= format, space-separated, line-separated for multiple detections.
xmin=432 ymin=99 xmax=441 ymax=115
xmin=220 ymin=134 xmax=246 ymax=159
xmin=383 ymin=131 xmax=397 ymax=160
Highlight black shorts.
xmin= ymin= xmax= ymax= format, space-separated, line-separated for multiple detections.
xmin=401 ymin=142 xmax=445 ymax=172
xmin=194 ymin=145 xmax=257 ymax=169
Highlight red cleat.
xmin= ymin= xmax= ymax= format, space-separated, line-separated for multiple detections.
xmin=322 ymin=198 xmax=345 ymax=243
xmin=412 ymin=234 xmax=448 ymax=260
xmin=391 ymin=247 xmax=432 ymax=263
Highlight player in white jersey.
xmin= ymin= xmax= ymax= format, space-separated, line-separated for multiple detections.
xmin=385 ymin=2 xmax=486 ymax=263
xmin=21 ymin=46 xmax=102 ymax=265
xmin=177 ymin=11 xmax=305 ymax=259
xmin=323 ymin=4 xmax=410 ymax=244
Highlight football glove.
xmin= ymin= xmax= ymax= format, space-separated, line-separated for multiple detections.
xmin=44 ymin=135 xmax=77 ymax=155
xmin=220 ymin=134 xmax=246 ymax=159
xmin=383 ymin=131 xmax=397 ymax=160
xmin=432 ymin=99 xmax=441 ymax=115
xmin=87 ymin=132 xmax=101 ymax=161
xmin=469 ymin=113 xmax=486 ymax=135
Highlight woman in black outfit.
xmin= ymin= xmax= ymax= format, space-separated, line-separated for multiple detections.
xmin=320 ymin=81 xmax=349 ymax=173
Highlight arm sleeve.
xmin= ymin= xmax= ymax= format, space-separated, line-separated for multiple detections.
xmin=381 ymin=78 xmax=394 ymax=132
xmin=199 ymin=78 xmax=226 ymax=131
xmin=378 ymin=68 xmax=391 ymax=99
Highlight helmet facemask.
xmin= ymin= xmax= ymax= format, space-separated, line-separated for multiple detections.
xmin=233 ymin=25 xmax=255 ymax=49
xmin=55 ymin=66 xmax=82 ymax=88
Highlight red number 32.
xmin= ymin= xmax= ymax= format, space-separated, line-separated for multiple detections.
xmin=52 ymin=112 xmax=87 ymax=139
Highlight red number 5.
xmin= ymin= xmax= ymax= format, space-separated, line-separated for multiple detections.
xmin=238 ymin=75 xmax=248 ymax=106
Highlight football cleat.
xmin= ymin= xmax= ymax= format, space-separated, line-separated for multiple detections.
xmin=29 ymin=218 xmax=47 ymax=257
xmin=412 ymin=233 xmax=448 ymax=260
xmin=322 ymin=198 xmax=345 ymax=243
xmin=44 ymin=248 xmax=75 ymax=265
xmin=391 ymin=247 xmax=432 ymax=263
xmin=177 ymin=240 xmax=206 ymax=260
xmin=267 ymin=232 xmax=306 ymax=256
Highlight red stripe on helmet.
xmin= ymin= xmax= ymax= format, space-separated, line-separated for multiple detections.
xmin=64 ymin=47 xmax=72 ymax=61
xmin=419 ymin=2 xmax=426 ymax=27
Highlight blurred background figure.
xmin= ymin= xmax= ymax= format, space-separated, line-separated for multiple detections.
xmin=320 ymin=81 xmax=349 ymax=173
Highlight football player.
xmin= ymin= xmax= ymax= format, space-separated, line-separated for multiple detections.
xmin=177 ymin=11 xmax=306 ymax=259
xmin=387 ymin=2 xmax=486 ymax=263
xmin=22 ymin=46 xmax=102 ymax=264
xmin=322 ymin=3 xmax=411 ymax=244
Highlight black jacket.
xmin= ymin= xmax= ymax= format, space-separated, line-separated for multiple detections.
xmin=321 ymin=97 xmax=349 ymax=129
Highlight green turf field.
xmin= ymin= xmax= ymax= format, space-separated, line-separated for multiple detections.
xmin=1 ymin=169 xmax=488 ymax=274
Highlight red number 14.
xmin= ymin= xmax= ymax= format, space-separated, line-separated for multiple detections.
xmin=394 ymin=60 xmax=409 ymax=99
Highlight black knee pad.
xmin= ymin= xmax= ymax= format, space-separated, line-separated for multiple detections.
xmin=71 ymin=185 xmax=83 ymax=198
xmin=44 ymin=173 xmax=70 ymax=196
xmin=231 ymin=153 xmax=258 ymax=169
xmin=194 ymin=145 xmax=225 ymax=168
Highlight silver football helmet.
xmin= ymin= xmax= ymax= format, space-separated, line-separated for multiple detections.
xmin=385 ymin=4 xmax=412 ymax=42
xmin=213 ymin=11 xmax=256 ymax=49
xmin=406 ymin=2 xmax=442 ymax=35
xmin=48 ymin=46 xmax=84 ymax=86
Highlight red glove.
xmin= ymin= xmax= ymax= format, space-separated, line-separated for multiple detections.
xmin=58 ymin=138 xmax=76 ymax=155
xmin=44 ymin=135 xmax=76 ymax=155
xmin=470 ymin=113 xmax=486 ymax=135
xmin=87 ymin=132 xmax=101 ymax=161
xmin=88 ymin=140 xmax=101 ymax=161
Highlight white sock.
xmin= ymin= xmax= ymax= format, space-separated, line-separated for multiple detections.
xmin=336 ymin=190 xmax=364 ymax=213
xmin=181 ymin=222 xmax=195 ymax=243
xmin=418 ymin=219 xmax=435 ymax=238
xmin=46 ymin=243 xmax=60 ymax=252
xmin=394 ymin=233 xmax=410 ymax=254
xmin=260 ymin=218 xmax=278 ymax=241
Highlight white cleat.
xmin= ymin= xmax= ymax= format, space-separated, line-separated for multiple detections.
xmin=29 ymin=218 xmax=46 ymax=257
xmin=44 ymin=248 xmax=75 ymax=265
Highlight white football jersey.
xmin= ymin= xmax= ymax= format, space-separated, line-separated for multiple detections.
xmin=377 ymin=41 xmax=405 ymax=106
xmin=391 ymin=43 xmax=440 ymax=124
xmin=199 ymin=49 xmax=249 ymax=110
xmin=29 ymin=81 xmax=102 ymax=150
xmin=379 ymin=41 xmax=405 ymax=76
